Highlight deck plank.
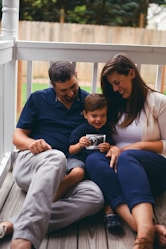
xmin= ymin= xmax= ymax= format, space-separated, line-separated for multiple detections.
xmin=78 ymin=214 xmax=107 ymax=249
xmin=39 ymin=237 xmax=48 ymax=249
xmin=47 ymin=224 xmax=77 ymax=249
xmin=0 ymin=172 xmax=14 ymax=212
xmin=0 ymin=172 xmax=25 ymax=249
xmin=107 ymin=222 xmax=135 ymax=249
xmin=154 ymin=191 xmax=166 ymax=226
xmin=0 ymin=172 xmax=166 ymax=249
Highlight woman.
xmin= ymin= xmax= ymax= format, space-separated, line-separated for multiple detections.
xmin=85 ymin=53 xmax=166 ymax=249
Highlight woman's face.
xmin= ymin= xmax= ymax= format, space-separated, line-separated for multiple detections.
xmin=106 ymin=69 xmax=135 ymax=99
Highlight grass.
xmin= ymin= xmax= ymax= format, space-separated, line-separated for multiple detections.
xmin=21 ymin=83 xmax=166 ymax=106
xmin=22 ymin=83 xmax=101 ymax=105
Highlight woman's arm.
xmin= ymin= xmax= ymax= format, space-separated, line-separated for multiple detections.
xmin=121 ymin=140 xmax=163 ymax=153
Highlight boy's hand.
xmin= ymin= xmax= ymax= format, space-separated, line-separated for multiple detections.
xmin=79 ymin=136 xmax=91 ymax=148
xmin=98 ymin=142 xmax=110 ymax=153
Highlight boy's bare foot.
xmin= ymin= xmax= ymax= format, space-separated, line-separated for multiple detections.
xmin=11 ymin=239 xmax=32 ymax=249
xmin=0 ymin=221 xmax=13 ymax=238
xmin=155 ymin=224 xmax=166 ymax=247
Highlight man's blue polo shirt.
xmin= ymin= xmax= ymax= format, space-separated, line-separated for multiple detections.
xmin=16 ymin=87 xmax=88 ymax=155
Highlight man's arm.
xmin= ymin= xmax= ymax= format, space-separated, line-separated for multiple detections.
xmin=13 ymin=128 xmax=52 ymax=154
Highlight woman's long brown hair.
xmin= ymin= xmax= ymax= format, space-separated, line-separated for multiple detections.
xmin=100 ymin=53 xmax=155 ymax=133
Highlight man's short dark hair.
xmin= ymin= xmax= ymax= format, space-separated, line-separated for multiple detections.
xmin=48 ymin=61 xmax=76 ymax=86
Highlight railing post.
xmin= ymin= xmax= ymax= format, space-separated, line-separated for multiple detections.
xmin=0 ymin=0 xmax=19 ymax=40
xmin=0 ymin=0 xmax=20 ymax=167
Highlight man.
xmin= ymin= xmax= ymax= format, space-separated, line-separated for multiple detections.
xmin=0 ymin=61 xmax=104 ymax=249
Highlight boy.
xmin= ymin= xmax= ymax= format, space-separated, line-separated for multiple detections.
xmin=54 ymin=94 xmax=123 ymax=234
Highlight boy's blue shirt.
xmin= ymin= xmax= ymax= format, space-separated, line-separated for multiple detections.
xmin=69 ymin=120 xmax=114 ymax=161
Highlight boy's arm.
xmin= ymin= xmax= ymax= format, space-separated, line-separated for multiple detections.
xmin=69 ymin=136 xmax=91 ymax=154
xmin=69 ymin=143 xmax=83 ymax=154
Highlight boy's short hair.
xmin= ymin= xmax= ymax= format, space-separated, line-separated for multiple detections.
xmin=84 ymin=93 xmax=108 ymax=112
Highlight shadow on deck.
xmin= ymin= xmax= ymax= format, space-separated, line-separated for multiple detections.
xmin=0 ymin=171 xmax=166 ymax=249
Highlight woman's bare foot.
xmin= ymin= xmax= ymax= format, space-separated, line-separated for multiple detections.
xmin=133 ymin=237 xmax=153 ymax=249
xmin=0 ymin=221 xmax=13 ymax=238
xmin=155 ymin=224 xmax=166 ymax=247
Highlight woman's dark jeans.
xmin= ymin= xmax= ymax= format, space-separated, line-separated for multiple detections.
xmin=86 ymin=150 xmax=166 ymax=211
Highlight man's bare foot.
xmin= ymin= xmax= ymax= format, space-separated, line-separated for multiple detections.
xmin=11 ymin=239 xmax=32 ymax=249
xmin=155 ymin=224 xmax=166 ymax=247
xmin=0 ymin=221 xmax=13 ymax=238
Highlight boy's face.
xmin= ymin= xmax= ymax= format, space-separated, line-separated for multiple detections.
xmin=83 ymin=107 xmax=107 ymax=130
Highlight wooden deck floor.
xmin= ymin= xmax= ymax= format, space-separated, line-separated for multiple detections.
xmin=0 ymin=171 xmax=166 ymax=249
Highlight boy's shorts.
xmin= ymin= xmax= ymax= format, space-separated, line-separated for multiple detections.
xmin=66 ymin=158 xmax=85 ymax=174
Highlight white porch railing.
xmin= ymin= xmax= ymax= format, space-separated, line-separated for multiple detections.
xmin=0 ymin=0 xmax=166 ymax=187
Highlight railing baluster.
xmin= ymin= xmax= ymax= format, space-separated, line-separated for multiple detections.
xmin=155 ymin=65 xmax=163 ymax=92
xmin=136 ymin=64 xmax=141 ymax=72
xmin=91 ymin=63 xmax=98 ymax=93
xmin=0 ymin=65 xmax=4 ymax=161
xmin=26 ymin=61 xmax=33 ymax=99
xmin=72 ymin=61 xmax=76 ymax=70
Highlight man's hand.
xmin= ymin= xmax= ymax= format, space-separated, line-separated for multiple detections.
xmin=28 ymin=139 xmax=52 ymax=154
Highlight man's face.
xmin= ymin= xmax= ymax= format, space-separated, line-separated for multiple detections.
xmin=54 ymin=75 xmax=79 ymax=104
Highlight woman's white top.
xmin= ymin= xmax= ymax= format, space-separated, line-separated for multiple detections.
xmin=112 ymin=90 xmax=166 ymax=157
xmin=112 ymin=113 xmax=143 ymax=149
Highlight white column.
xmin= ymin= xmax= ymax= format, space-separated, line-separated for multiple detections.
xmin=1 ymin=0 xmax=20 ymax=39
xmin=0 ymin=0 xmax=20 ymax=162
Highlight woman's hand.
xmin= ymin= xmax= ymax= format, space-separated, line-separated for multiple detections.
xmin=106 ymin=145 xmax=121 ymax=170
